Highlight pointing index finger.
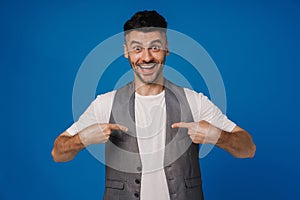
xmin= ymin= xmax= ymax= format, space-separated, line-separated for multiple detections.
xmin=172 ymin=122 xmax=193 ymax=129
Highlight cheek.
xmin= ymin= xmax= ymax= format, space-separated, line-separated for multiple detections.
xmin=154 ymin=55 xmax=166 ymax=64
xmin=128 ymin=56 xmax=139 ymax=69
xmin=128 ymin=54 xmax=141 ymax=64
xmin=154 ymin=52 xmax=167 ymax=59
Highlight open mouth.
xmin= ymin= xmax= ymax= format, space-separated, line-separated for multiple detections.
xmin=138 ymin=63 xmax=157 ymax=69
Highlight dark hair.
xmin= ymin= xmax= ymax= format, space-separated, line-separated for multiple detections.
xmin=123 ymin=10 xmax=167 ymax=34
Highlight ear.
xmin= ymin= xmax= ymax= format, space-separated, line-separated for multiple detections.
xmin=123 ymin=44 xmax=129 ymax=58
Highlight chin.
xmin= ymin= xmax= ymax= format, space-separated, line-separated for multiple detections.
xmin=135 ymin=68 xmax=163 ymax=84
xmin=142 ymin=76 xmax=163 ymax=84
xmin=141 ymin=78 xmax=157 ymax=84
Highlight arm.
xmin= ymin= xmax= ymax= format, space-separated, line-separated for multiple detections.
xmin=51 ymin=131 xmax=84 ymax=162
xmin=172 ymin=121 xmax=256 ymax=158
xmin=51 ymin=123 xmax=128 ymax=162
xmin=216 ymin=125 xmax=256 ymax=158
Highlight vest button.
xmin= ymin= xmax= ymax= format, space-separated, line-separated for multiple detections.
xmin=136 ymin=166 xmax=142 ymax=172
xmin=134 ymin=192 xmax=139 ymax=198
xmin=135 ymin=179 xmax=140 ymax=184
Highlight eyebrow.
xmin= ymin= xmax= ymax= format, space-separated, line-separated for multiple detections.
xmin=129 ymin=39 xmax=163 ymax=46
xmin=150 ymin=39 xmax=163 ymax=45
xmin=129 ymin=40 xmax=142 ymax=46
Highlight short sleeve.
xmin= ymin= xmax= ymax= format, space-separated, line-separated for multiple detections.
xmin=66 ymin=91 xmax=116 ymax=136
xmin=184 ymin=88 xmax=236 ymax=132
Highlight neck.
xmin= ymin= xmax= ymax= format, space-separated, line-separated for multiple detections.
xmin=135 ymin=78 xmax=165 ymax=96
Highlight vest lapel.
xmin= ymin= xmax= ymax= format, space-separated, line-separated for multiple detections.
xmin=106 ymin=82 xmax=142 ymax=173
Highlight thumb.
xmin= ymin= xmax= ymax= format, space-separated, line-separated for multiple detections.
xmin=107 ymin=123 xmax=128 ymax=132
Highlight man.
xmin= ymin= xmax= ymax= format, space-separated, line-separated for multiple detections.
xmin=52 ymin=10 xmax=256 ymax=200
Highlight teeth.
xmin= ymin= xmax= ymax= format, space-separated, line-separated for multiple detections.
xmin=140 ymin=64 xmax=156 ymax=69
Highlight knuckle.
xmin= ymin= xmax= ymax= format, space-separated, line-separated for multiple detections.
xmin=101 ymin=135 xmax=110 ymax=143
xmin=103 ymin=124 xmax=109 ymax=129
xmin=190 ymin=135 xmax=195 ymax=141
xmin=199 ymin=120 xmax=209 ymax=128
xmin=104 ymin=129 xmax=111 ymax=135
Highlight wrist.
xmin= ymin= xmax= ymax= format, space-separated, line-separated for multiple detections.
xmin=78 ymin=132 xmax=88 ymax=147
xmin=205 ymin=124 xmax=222 ymax=144
xmin=216 ymin=130 xmax=229 ymax=146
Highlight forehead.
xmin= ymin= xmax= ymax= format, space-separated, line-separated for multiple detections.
xmin=125 ymin=30 xmax=166 ymax=45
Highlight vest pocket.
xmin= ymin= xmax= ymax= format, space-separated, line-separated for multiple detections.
xmin=106 ymin=179 xmax=125 ymax=190
xmin=184 ymin=176 xmax=202 ymax=188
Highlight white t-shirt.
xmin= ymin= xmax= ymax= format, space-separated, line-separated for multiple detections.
xmin=135 ymin=91 xmax=169 ymax=200
xmin=66 ymin=88 xmax=236 ymax=200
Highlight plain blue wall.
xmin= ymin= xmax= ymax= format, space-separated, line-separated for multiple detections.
xmin=1 ymin=0 xmax=299 ymax=199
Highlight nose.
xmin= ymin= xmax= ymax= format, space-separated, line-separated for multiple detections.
xmin=140 ymin=48 xmax=153 ymax=63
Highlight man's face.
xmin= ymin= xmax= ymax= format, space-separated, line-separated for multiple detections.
xmin=124 ymin=30 xmax=169 ymax=84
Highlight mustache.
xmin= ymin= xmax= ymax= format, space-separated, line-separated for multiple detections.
xmin=132 ymin=62 xmax=164 ymax=70
xmin=138 ymin=61 xmax=158 ymax=65
xmin=137 ymin=60 xmax=166 ymax=65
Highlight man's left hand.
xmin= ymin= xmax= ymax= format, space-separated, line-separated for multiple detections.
xmin=172 ymin=121 xmax=222 ymax=144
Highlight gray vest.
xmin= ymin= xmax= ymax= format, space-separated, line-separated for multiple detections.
xmin=104 ymin=80 xmax=204 ymax=200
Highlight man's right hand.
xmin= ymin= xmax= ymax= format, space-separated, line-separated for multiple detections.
xmin=79 ymin=123 xmax=128 ymax=146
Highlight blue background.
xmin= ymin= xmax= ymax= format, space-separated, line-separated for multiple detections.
xmin=1 ymin=0 xmax=300 ymax=199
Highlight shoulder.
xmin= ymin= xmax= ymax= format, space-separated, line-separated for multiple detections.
xmin=183 ymin=87 xmax=205 ymax=100
xmin=182 ymin=88 xmax=205 ymax=121
xmin=94 ymin=90 xmax=116 ymax=105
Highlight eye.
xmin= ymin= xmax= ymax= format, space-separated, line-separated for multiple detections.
xmin=133 ymin=46 xmax=142 ymax=53
xmin=151 ymin=45 xmax=161 ymax=52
